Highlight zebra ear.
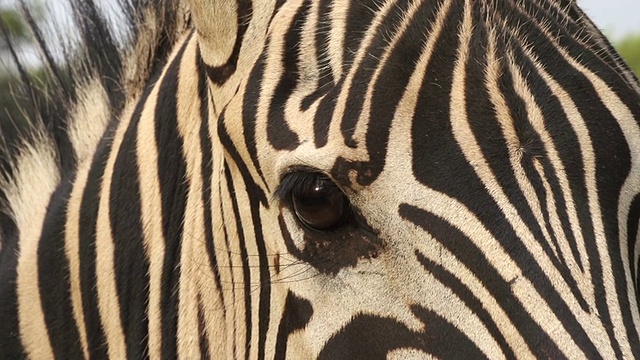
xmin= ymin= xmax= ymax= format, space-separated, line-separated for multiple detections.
xmin=186 ymin=0 xmax=274 ymax=85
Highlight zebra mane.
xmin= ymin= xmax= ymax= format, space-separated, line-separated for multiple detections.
xmin=0 ymin=0 xmax=190 ymax=247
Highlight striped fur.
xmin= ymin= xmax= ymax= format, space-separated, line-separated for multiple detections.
xmin=2 ymin=0 xmax=640 ymax=358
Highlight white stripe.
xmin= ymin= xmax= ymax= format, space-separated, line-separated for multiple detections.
xmin=15 ymin=136 xmax=59 ymax=359
xmin=64 ymin=153 xmax=94 ymax=360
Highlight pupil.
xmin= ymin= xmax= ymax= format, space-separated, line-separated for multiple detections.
xmin=292 ymin=178 xmax=346 ymax=230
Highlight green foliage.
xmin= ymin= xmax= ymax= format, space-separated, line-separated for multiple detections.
xmin=1 ymin=6 xmax=50 ymax=143
xmin=1 ymin=8 xmax=29 ymax=45
xmin=615 ymin=33 xmax=640 ymax=77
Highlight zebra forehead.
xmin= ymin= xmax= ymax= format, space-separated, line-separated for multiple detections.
xmin=244 ymin=0 xmax=612 ymax=187
xmin=262 ymin=0 xmax=584 ymax=74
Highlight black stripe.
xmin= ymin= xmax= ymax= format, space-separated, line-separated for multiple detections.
xmin=242 ymin=50 xmax=270 ymax=190
xmin=218 ymin=172 xmax=238 ymax=357
xmin=220 ymin=104 xmax=275 ymax=359
xmin=266 ymin=0 xmax=309 ymax=151
xmin=197 ymin=50 xmax=225 ymax=311
xmin=223 ymin=163 xmax=253 ymax=360
xmin=466 ymin=3 xmax=554 ymax=266
xmin=468 ymin=4 xmax=591 ymax=314
xmin=500 ymin=3 xmax=637 ymax=354
xmin=410 ymin=3 xmax=599 ymax=356
xmin=248 ymin=172 xmax=271 ymax=360
xmin=498 ymin=38 xmax=600 ymax=324
xmin=318 ymin=306 xmax=486 ymax=359
xmin=507 ymin=38 xmax=590 ymax=310
xmin=74 ymin=24 xmax=171 ymax=352
xmin=627 ymin=195 xmax=640 ymax=298
xmin=332 ymin=0 xmax=445 ymax=187
xmin=399 ymin=205 xmax=563 ymax=358
xmin=219 ymin=111 xmax=268 ymax=206
xmin=305 ymin=0 xmax=347 ymax=147
xmin=415 ymin=250 xmax=516 ymax=358
xmin=77 ymin=42 xmax=170 ymax=357
xmin=197 ymin=294 xmax=210 ymax=359
xmin=342 ymin=0 xmax=382 ymax=76
xmin=154 ymin=38 xmax=191 ymax=359
xmin=0 ymin=204 xmax=23 ymax=358
xmin=313 ymin=77 xmax=342 ymax=148
xmin=232 ymin=44 xmax=275 ymax=357
xmin=79 ymin=122 xmax=120 ymax=359
xmin=273 ymin=0 xmax=287 ymax=20
xmin=274 ymin=292 xmax=313 ymax=360
xmin=495 ymin=33 xmax=588 ymax=310
xmin=37 ymin=175 xmax=84 ymax=359
xmin=339 ymin=0 xmax=425 ymax=149
xmin=110 ymin=96 xmax=150 ymax=358
xmin=519 ymin=0 xmax=638 ymax=106
xmin=300 ymin=0 xmax=334 ymax=112
xmin=464 ymin=4 xmax=568 ymax=282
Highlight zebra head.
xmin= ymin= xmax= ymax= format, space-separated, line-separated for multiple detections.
xmin=188 ymin=0 xmax=640 ymax=358
xmin=2 ymin=0 xmax=640 ymax=359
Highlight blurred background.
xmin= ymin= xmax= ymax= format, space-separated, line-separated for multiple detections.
xmin=579 ymin=0 xmax=640 ymax=39
xmin=0 ymin=1 xmax=639 ymax=140
xmin=579 ymin=0 xmax=640 ymax=77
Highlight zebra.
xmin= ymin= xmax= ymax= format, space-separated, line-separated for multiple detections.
xmin=1 ymin=0 xmax=640 ymax=358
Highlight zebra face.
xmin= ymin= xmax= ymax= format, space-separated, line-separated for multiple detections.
xmin=3 ymin=0 xmax=640 ymax=358
xmin=206 ymin=0 xmax=640 ymax=358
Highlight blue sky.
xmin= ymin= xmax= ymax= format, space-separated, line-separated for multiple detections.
xmin=579 ymin=0 xmax=640 ymax=38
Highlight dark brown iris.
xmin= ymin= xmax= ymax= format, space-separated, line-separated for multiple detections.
xmin=292 ymin=178 xmax=349 ymax=231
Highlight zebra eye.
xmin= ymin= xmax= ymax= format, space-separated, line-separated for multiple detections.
xmin=290 ymin=176 xmax=349 ymax=231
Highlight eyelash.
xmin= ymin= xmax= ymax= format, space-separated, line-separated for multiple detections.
xmin=275 ymin=171 xmax=332 ymax=203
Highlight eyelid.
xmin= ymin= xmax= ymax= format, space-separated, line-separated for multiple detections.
xmin=274 ymin=169 xmax=331 ymax=202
